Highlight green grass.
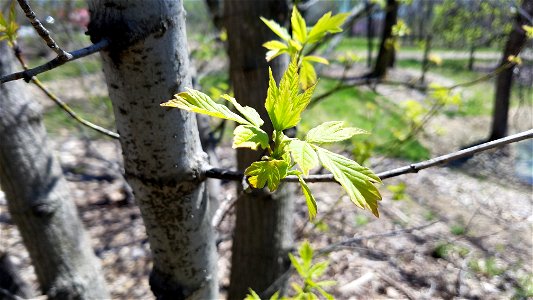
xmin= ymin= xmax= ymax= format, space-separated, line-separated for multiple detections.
xmin=396 ymin=57 xmax=529 ymax=117
xmin=336 ymin=36 xmax=499 ymax=54
xmin=301 ymin=79 xmax=430 ymax=161
xmin=43 ymin=95 xmax=115 ymax=139
xmin=29 ymin=57 xmax=102 ymax=82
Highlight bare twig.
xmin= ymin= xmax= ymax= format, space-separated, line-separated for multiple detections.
xmin=1 ymin=38 xmax=110 ymax=84
xmin=203 ymin=129 xmax=533 ymax=182
xmin=10 ymin=44 xmax=120 ymax=139
xmin=316 ymin=221 xmax=439 ymax=255
xmin=16 ymin=0 xmax=71 ymax=59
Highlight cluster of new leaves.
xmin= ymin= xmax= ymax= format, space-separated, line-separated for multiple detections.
xmin=400 ymin=83 xmax=461 ymax=129
xmin=161 ymin=8 xmax=382 ymax=219
xmin=0 ymin=1 xmax=19 ymax=46
xmin=261 ymin=7 xmax=348 ymax=89
xmin=246 ymin=241 xmax=335 ymax=300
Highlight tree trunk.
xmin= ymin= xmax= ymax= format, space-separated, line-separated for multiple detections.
xmin=366 ymin=0 xmax=374 ymax=68
xmin=0 ymin=41 xmax=109 ymax=299
xmin=420 ymin=0 xmax=434 ymax=84
xmin=0 ymin=252 xmax=34 ymax=299
xmin=224 ymin=1 xmax=294 ymax=298
xmin=87 ymin=1 xmax=217 ymax=299
xmin=371 ymin=0 xmax=398 ymax=78
xmin=468 ymin=45 xmax=476 ymax=71
xmin=489 ymin=0 xmax=533 ymax=141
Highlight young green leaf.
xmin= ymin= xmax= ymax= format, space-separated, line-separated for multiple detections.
xmin=524 ymin=25 xmax=533 ymax=39
xmin=306 ymin=121 xmax=369 ymax=144
xmin=300 ymin=60 xmax=317 ymax=90
xmin=245 ymin=159 xmax=289 ymax=192
xmin=260 ymin=17 xmax=291 ymax=41
xmin=245 ymin=289 xmax=261 ymax=300
xmin=303 ymin=55 xmax=329 ymax=65
xmin=316 ymin=148 xmax=382 ymax=217
xmin=291 ymin=7 xmax=307 ymax=43
xmin=265 ymin=59 xmax=316 ymax=130
xmin=221 ymin=94 xmax=264 ymax=126
xmin=307 ymin=12 xmax=349 ymax=44
xmin=263 ymin=40 xmax=289 ymax=61
xmin=161 ymin=88 xmax=251 ymax=125
xmin=289 ymin=139 xmax=318 ymax=175
xmin=308 ymin=261 xmax=328 ymax=278
xmin=233 ymin=125 xmax=269 ymax=150
xmin=289 ymin=253 xmax=305 ymax=279
xmin=299 ymin=241 xmax=314 ymax=267
xmin=263 ymin=40 xmax=288 ymax=51
xmin=298 ymin=175 xmax=318 ymax=219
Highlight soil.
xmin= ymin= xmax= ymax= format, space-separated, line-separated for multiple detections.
xmin=1 ymin=67 xmax=532 ymax=299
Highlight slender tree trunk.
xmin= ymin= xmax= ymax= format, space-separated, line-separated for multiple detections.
xmin=420 ymin=0 xmax=434 ymax=84
xmin=371 ymin=0 xmax=398 ymax=78
xmin=489 ymin=0 xmax=533 ymax=141
xmin=0 ymin=42 xmax=109 ymax=299
xmin=224 ymin=1 xmax=294 ymax=298
xmin=366 ymin=0 xmax=374 ymax=68
xmin=87 ymin=1 xmax=217 ymax=299
xmin=468 ymin=45 xmax=476 ymax=71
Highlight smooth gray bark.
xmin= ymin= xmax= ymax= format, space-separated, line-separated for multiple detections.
xmin=0 ymin=42 xmax=109 ymax=300
xmin=224 ymin=1 xmax=294 ymax=298
xmin=87 ymin=1 xmax=217 ymax=299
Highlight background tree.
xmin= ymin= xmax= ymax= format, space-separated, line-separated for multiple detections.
xmin=489 ymin=0 xmax=533 ymax=141
xmin=371 ymin=0 xmax=399 ymax=78
xmin=224 ymin=0 xmax=294 ymax=298
xmin=87 ymin=0 xmax=217 ymax=298
xmin=0 ymin=41 xmax=109 ymax=299
xmin=433 ymin=0 xmax=513 ymax=71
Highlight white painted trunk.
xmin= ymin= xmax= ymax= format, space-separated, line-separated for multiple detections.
xmin=0 ymin=42 xmax=109 ymax=299
xmin=87 ymin=1 xmax=217 ymax=299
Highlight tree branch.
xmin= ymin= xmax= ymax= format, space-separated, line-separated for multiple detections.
xmin=16 ymin=0 xmax=72 ymax=60
xmin=0 ymin=38 xmax=110 ymax=84
xmin=9 ymin=44 xmax=120 ymax=139
xmin=203 ymin=129 xmax=533 ymax=182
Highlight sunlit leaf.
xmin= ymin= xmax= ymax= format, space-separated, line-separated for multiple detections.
xmin=316 ymin=147 xmax=382 ymax=217
xmin=309 ymin=261 xmax=328 ymax=278
xmin=263 ymin=40 xmax=288 ymax=51
xmin=289 ymin=254 xmax=305 ymax=279
xmin=300 ymin=60 xmax=317 ymax=90
xmin=244 ymin=289 xmax=261 ymax=300
xmin=299 ymin=240 xmax=314 ymax=267
xmin=245 ymin=159 xmax=289 ymax=191
xmin=221 ymin=94 xmax=264 ymax=126
xmin=524 ymin=25 xmax=533 ymax=39
xmin=265 ymin=59 xmax=316 ymax=130
xmin=289 ymin=139 xmax=318 ymax=175
xmin=161 ymin=88 xmax=251 ymax=125
xmin=303 ymin=55 xmax=329 ymax=65
xmin=233 ymin=125 xmax=269 ymax=150
xmin=298 ymin=175 xmax=317 ymax=219
xmin=291 ymin=6 xmax=307 ymax=43
xmin=307 ymin=12 xmax=349 ymax=44
xmin=260 ymin=17 xmax=291 ymax=41
xmin=306 ymin=121 xmax=368 ymax=144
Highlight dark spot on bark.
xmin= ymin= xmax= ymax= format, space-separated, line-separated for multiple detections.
xmin=119 ymin=107 xmax=127 ymax=115
xmin=110 ymin=83 xmax=119 ymax=89
xmin=31 ymin=203 xmax=54 ymax=217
